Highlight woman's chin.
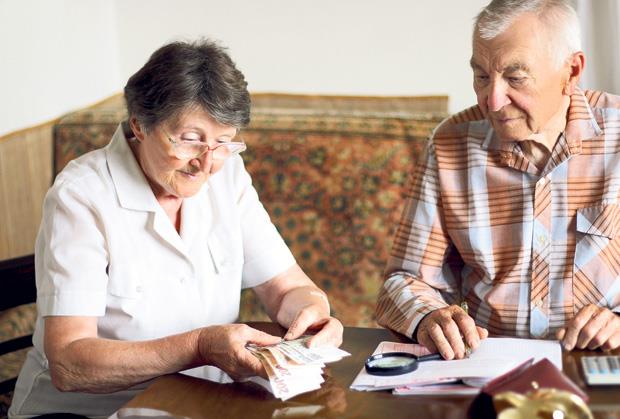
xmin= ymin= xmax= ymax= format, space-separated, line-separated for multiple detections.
xmin=173 ymin=175 xmax=209 ymax=197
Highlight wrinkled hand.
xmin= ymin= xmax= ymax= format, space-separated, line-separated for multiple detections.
xmin=557 ymin=305 xmax=620 ymax=351
xmin=197 ymin=324 xmax=281 ymax=380
xmin=284 ymin=305 xmax=343 ymax=348
xmin=416 ymin=305 xmax=488 ymax=360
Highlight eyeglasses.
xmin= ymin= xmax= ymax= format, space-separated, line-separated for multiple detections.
xmin=165 ymin=131 xmax=247 ymax=160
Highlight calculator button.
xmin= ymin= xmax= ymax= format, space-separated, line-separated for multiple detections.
xmin=597 ymin=358 xmax=609 ymax=373
xmin=581 ymin=356 xmax=620 ymax=385
xmin=585 ymin=358 xmax=598 ymax=373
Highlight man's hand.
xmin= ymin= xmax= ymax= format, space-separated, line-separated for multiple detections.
xmin=197 ymin=324 xmax=281 ymax=380
xmin=556 ymin=305 xmax=620 ymax=351
xmin=416 ymin=305 xmax=488 ymax=360
xmin=284 ymin=306 xmax=343 ymax=348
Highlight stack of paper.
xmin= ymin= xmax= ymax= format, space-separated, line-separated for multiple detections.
xmin=247 ymin=337 xmax=350 ymax=400
xmin=350 ymin=338 xmax=562 ymax=395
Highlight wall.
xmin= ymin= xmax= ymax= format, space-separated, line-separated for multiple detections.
xmin=3 ymin=1 xmax=620 ymax=138
xmin=115 ymin=0 xmax=488 ymax=114
xmin=576 ymin=0 xmax=620 ymax=94
xmin=1 ymin=0 xmax=488 ymax=138
xmin=0 ymin=0 xmax=121 ymax=136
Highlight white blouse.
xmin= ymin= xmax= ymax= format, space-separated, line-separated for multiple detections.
xmin=10 ymin=124 xmax=295 ymax=418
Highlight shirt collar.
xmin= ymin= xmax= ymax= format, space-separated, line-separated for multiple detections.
xmin=563 ymin=87 xmax=603 ymax=146
xmin=105 ymin=123 xmax=160 ymax=212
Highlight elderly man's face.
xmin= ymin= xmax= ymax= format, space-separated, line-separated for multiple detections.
xmin=471 ymin=13 xmax=571 ymax=143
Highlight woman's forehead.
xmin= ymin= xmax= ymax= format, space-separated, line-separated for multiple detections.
xmin=165 ymin=106 xmax=234 ymax=133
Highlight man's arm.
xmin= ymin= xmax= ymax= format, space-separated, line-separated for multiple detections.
xmin=376 ymin=140 xmax=487 ymax=359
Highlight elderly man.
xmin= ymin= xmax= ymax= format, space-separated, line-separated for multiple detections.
xmin=376 ymin=0 xmax=620 ymax=360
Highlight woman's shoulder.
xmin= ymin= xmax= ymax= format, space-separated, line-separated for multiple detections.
xmin=49 ymin=148 xmax=113 ymax=202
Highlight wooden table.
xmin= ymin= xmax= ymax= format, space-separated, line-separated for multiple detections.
xmin=121 ymin=323 xmax=620 ymax=418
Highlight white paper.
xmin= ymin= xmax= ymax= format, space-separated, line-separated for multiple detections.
xmin=350 ymin=337 xmax=562 ymax=391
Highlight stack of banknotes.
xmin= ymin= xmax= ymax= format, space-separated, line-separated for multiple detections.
xmin=247 ymin=337 xmax=350 ymax=400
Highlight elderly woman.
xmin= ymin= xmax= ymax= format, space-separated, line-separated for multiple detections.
xmin=9 ymin=39 xmax=343 ymax=418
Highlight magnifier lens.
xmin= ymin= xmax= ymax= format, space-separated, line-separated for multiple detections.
xmin=367 ymin=355 xmax=415 ymax=368
xmin=365 ymin=352 xmax=422 ymax=376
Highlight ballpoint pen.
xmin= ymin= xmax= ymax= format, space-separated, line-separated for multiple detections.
xmin=460 ymin=301 xmax=472 ymax=358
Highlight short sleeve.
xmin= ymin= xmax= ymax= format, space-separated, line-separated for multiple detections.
xmin=229 ymin=157 xmax=296 ymax=288
xmin=36 ymin=179 xmax=109 ymax=316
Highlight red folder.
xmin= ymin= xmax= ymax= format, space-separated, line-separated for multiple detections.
xmin=481 ymin=357 xmax=588 ymax=402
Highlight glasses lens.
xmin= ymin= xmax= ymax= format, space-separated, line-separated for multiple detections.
xmin=211 ymin=143 xmax=247 ymax=160
xmin=176 ymin=142 xmax=205 ymax=160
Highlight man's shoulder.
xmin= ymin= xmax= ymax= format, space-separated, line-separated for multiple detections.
xmin=584 ymin=90 xmax=620 ymax=111
xmin=431 ymin=104 xmax=487 ymax=140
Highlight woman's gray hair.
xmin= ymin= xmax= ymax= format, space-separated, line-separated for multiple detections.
xmin=474 ymin=0 xmax=581 ymax=68
xmin=124 ymin=39 xmax=251 ymax=133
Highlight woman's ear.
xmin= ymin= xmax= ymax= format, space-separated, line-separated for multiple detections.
xmin=129 ymin=117 xmax=145 ymax=142
xmin=563 ymin=51 xmax=585 ymax=96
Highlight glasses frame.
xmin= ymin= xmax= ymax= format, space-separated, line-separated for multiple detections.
xmin=164 ymin=129 xmax=247 ymax=161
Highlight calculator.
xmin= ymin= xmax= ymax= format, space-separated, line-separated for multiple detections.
xmin=581 ymin=356 xmax=620 ymax=385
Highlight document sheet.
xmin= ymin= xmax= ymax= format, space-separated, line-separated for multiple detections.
xmin=350 ymin=337 xmax=562 ymax=392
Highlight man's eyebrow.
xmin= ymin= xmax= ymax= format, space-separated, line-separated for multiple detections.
xmin=469 ymin=58 xmax=483 ymax=70
xmin=504 ymin=62 xmax=531 ymax=73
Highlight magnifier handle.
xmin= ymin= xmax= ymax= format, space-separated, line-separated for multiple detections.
xmin=417 ymin=353 xmax=443 ymax=362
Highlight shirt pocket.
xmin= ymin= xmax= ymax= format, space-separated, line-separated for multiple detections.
xmin=205 ymin=229 xmax=244 ymax=318
xmin=106 ymin=263 xmax=143 ymax=317
xmin=573 ymin=204 xmax=620 ymax=310
xmin=207 ymin=228 xmax=244 ymax=281
xmin=576 ymin=204 xmax=620 ymax=239
xmin=107 ymin=266 xmax=143 ymax=298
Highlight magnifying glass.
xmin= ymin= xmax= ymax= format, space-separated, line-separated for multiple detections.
xmin=364 ymin=352 xmax=443 ymax=376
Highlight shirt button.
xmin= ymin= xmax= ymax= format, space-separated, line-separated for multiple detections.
xmin=180 ymin=277 xmax=186 ymax=283
xmin=535 ymin=299 xmax=543 ymax=308
xmin=537 ymin=235 xmax=547 ymax=246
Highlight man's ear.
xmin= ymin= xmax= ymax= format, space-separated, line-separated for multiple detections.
xmin=129 ymin=117 xmax=145 ymax=142
xmin=563 ymin=51 xmax=585 ymax=95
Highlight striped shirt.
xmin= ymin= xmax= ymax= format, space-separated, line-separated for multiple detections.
xmin=376 ymin=89 xmax=620 ymax=339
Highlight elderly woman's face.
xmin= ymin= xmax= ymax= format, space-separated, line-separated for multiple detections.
xmin=131 ymin=107 xmax=237 ymax=199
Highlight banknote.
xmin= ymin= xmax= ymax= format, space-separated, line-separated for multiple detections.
xmin=247 ymin=336 xmax=350 ymax=400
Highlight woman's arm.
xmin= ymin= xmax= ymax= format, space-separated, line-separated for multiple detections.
xmin=44 ymin=316 xmax=280 ymax=393
xmin=253 ymin=264 xmax=343 ymax=347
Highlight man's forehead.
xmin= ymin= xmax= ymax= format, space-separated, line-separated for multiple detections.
xmin=471 ymin=32 xmax=545 ymax=73
xmin=471 ymin=12 xmax=550 ymax=71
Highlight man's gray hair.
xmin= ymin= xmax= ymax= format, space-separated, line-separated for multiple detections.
xmin=475 ymin=0 xmax=581 ymax=67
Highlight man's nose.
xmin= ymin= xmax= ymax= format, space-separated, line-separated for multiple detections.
xmin=486 ymin=81 xmax=511 ymax=112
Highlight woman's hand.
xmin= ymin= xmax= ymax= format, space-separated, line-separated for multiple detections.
xmin=284 ymin=308 xmax=344 ymax=348
xmin=253 ymin=264 xmax=344 ymax=349
xmin=197 ymin=324 xmax=281 ymax=380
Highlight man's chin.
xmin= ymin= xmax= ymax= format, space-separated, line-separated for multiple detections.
xmin=491 ymin=124 xmax=529 ymax=143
